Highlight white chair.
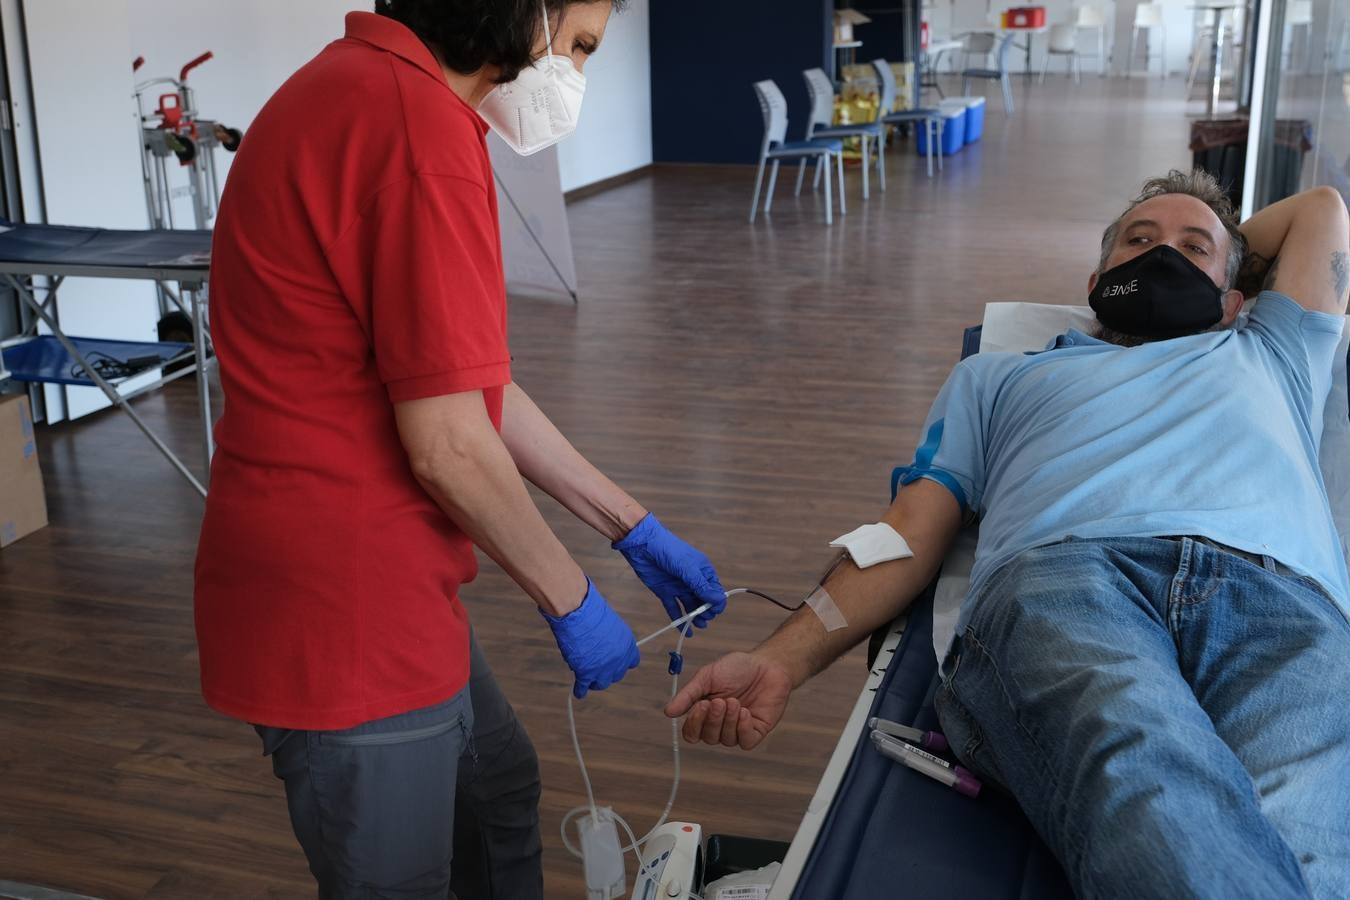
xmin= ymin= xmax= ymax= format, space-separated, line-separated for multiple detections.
xmin=1129 ymin=2 xmax=1167 ymax=77
xmin=749 ymin=80 xmax=845 ymax=225
xmin=1074 ymin=5 xmax=1109 ymax=76
xmin=801 ymin=67 xmax=885 ymax=199
xmin=1040 ymin=24 xmax=1083 ymax=82
xmin=961 ymin=32 xmax=1017 ymax=113
xmin=960 ymin=29 xmax=998 ymax=71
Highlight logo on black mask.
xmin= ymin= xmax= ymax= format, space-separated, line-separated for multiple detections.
xmin=1089 ymin=244 xmax=1224 ymax=340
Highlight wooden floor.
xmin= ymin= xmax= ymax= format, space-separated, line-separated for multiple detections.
xmin=0 ymin=75 xmax=1198 ymax=898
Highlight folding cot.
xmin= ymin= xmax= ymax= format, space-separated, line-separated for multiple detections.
xmin=0 ymin=222 xmax=213 ymax=496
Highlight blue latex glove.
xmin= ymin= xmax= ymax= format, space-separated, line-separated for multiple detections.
xmin=541 ymin=579 xmax=641 ymax=699
xmin=613 ymin=513 xmax=726 ymax=629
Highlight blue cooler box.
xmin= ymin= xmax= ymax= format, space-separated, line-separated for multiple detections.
xmin=948 ymin=95 xmax=986 ymax=143
xmin=917 ymin=103 xmax=966 ymax=156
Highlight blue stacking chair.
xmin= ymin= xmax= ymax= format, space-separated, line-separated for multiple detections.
xmin=801 ymin=67 xmax=885 ymax=199
xmin=750 ymin=79 xmax=846 ymax=225
xmin=872 ymin=59 xmax=944 ymax=178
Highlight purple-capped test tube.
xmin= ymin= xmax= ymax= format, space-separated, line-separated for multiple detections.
xmin=871 ymin=731 xmax=982 ymax=799
xmin=868 ymin=716 xmax=950 ymax=754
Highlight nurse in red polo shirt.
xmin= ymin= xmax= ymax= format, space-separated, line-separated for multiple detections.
xmin=193 ymin=2 xmax=726 ymax=896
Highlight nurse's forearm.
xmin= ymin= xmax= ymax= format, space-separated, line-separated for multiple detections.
xmin=395 ymin=392 xmax=588 ymax=618
xmin=500 ymin=382 xmax=648 ymax=542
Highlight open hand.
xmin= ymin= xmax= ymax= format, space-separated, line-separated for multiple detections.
xmin=663 ymin=652 xmax=793 ymax=750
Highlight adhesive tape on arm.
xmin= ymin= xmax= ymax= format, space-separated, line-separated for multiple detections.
xmin=805 ymin=585 xmax=848 ymax=632
xmin=828 ymin=523 xmax=914 ymax=568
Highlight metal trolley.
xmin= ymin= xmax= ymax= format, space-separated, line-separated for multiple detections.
xmin=133 ymin=51 xmax=242 ymax=233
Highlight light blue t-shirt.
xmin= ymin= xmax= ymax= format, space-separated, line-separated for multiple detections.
xmin=895 ymin=291 xmax=1350 ymax=626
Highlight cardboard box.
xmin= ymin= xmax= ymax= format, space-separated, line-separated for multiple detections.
xmin=840 ymin=63 xmax=880 ymax=102
xmin=0 ymin=393 xmax=48 ymax=548
xmin=833 ymin=8 xmax=871 ymax=44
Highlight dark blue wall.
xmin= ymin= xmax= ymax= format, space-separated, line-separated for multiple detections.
xmin=850 ymin=7 xmax=912 ymax=65
xmin=650 ymin=1 xmax=832 ymax=165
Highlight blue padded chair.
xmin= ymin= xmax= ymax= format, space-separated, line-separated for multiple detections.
xmin=750 ymin=79 xmax=846 ymax=225
xmin=872 ymin=58 xmax=943 ymax=178
xmin=961 ymin=32 xmax=1017 ymax=114
xmin=801 ymin=67 xmax=884 ymax=199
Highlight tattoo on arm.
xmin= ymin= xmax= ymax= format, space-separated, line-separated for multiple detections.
xmin=1332 ymin=250 xmax=1349 ymax=303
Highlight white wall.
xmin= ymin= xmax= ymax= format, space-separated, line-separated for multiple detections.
xmin=23 ymin=0 xmax=160 ymax=420
xmin=556 ymin=0 xmax=652 ymax=192
xmin=125 ymin=0 xmax=363 ymax=132
xmin=126 ymin=0 xmax=364 ymax=224
xmin=127 ymin=0 xmax=359 ymax=123
xmin=1108 ymin=0 xmax=1204 ymax=76
xmin=124 ymin=0 xmax=651 ymax=196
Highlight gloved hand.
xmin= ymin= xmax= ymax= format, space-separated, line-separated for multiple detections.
xmin=541 ymin=579 xmax=641 ymax=699
xmin=613 ymin=513 xmax=726 ymax=629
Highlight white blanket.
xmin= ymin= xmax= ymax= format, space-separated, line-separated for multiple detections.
xmin=929 ymin=302 xmax=1350 ymax=662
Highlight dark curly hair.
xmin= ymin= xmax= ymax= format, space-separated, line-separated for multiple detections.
xmin=376 ymin=0 xmax=624 ymax=84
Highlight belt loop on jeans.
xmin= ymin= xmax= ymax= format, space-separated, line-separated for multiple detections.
xmin=1175 ymin=536 xmax=1195 ymax=581
xmin=1198 ymin=535 xmax=1289 ymax=574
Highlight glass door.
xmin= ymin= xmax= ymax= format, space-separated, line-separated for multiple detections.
xmin=1249 ymin=0 xmax=1350 ymax=212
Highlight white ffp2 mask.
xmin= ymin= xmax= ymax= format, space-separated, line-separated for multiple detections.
xmin=477 ymin=3 xmax=586 ymax=156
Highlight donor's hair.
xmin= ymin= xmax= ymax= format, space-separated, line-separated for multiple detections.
xmin=1098 ymin=169 xmax=1246 ymax=289
xmin=375 ymin=0 xmax=624 ymax=84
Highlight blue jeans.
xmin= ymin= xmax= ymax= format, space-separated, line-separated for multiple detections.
xmin=935 ymin=536 xmax=1350 ymax=900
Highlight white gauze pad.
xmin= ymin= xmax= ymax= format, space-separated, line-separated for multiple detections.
xmin=829 ymin=523 xmax=914 ymax=568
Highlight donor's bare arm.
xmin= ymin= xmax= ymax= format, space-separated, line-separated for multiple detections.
xmin=1235 ymin=186 xmax=1350 ymax=314
xmin=664 ymin=478 xmax=962 ymax=750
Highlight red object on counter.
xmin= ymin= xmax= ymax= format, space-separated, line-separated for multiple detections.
xmin=1005 ymin=6 xmax=1046 ymax=28
xmin=921 ymin=20 xmax=930 ymax=49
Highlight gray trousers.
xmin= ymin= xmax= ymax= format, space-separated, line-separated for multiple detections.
xmin=256 ymin=632 xmax=544 ymax=899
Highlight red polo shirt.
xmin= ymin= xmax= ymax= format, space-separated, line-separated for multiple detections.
xmin=194 ymin=12 xmax=509 ymax=730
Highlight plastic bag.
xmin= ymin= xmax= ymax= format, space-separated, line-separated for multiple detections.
xmin=703 ymin=862 xmax=781 ymax=900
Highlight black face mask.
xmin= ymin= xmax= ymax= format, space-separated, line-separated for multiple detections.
xmin=1089 ymin=244 xmax=1224 ymax=340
